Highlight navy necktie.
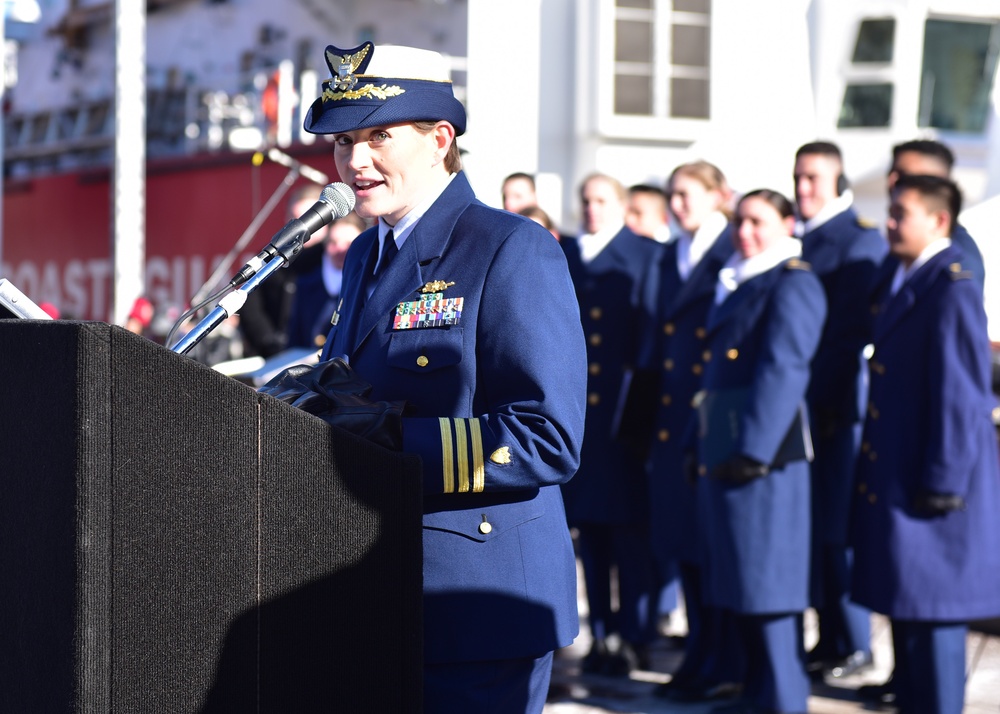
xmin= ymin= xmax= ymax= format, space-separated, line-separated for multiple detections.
xmin=373 ymin=230 xmax=397 ymax=281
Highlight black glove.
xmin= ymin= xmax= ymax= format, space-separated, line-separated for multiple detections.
xmin=711 ymin=454 xmax=769 ymax=484
xmin=259 ymin=358 xmax=405 ymax=451
xmin=911 ymin=489 xmax=965 ymax=517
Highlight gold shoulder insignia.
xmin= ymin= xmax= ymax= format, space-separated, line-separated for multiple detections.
xmin=856 ymin=216 xmax=878 ymax=229
xmin=948 ymin=262 xmax=972 ymax=280
xmin=489 ymin=447 xmax=512 ymax=465
xmin=785 ymin=258 xmax=812 ymax=271
xmin=420 ymin=280 xmax=456 ymax=294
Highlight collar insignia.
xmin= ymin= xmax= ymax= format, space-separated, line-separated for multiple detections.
xmin=420 ymin=280 xmax=455 ymax=294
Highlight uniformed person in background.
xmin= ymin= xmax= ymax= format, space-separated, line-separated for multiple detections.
xmin=887 ymin=139 xmax=985 ymax=295
xmin=850 ymin=174 xmax=1000 ymax=714
xmin=697 ymin=189 xmax=826 ymax=714
xmin=626 ymin=183 xmax=673 ymax=243
xmin=792 ymin=141 xmax=885 ymax=680
xmin=560 ymin=172 xmax=662 ymax=676
xmin=643 ymin=161 xmax=742 ymax=703
xmin=302 ymin=42 xmax=588 ymax=713
xmin=285 ymin=211 xmax=366 ymax=351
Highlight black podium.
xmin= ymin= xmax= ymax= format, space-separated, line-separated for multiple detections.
xmin=0 ymin=322 xmax=424 ymax=712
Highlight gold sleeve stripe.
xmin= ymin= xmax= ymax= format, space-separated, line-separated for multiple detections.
xmin=469 ymin=418 xmax=485 ymax=493
xmin=454 ymin=418 xmax=470 ymax=493
xmin=439 ymin=417 xmax=455 ymax=493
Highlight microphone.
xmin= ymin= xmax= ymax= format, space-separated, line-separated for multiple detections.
xmin=267 ymin=147 xmax=330 ymax=185
xmin=229 ymin=182 xmax=356 ymax=288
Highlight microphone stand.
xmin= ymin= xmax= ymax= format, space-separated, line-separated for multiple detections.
xmin=171 ymin=223 xmax=309 ymax=356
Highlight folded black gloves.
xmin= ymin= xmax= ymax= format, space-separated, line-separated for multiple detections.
xmin=711 ymin=454 xmax=769 ymax=484
xmin=912 ymin=489 xmax=966 ymax=517
xmin=258 ymin=358 xmax=405 ymax=451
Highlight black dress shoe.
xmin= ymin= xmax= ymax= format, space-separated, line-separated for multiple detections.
xmin=580 ymin=638 xmax=610 ymax=674
xmin=826 ymin=649 xmax=873 ymax=678
xmin=601 ymin=640 xmax=651 ymax=676
xmin=857 ymin=673 xmax=894 ymax=703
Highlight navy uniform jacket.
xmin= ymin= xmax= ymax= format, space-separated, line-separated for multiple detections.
xmin=644 ymin=228 xmax=734 ymax=566
xmin=851 ymin=244 xmax=1000 ymax=621
xmin=559 ymin=226 xmax=661 ymax=525
xmin=286 ymin=268 xmax=337 ymax=349
xmin=697 ymin=259 xmax=826 ymax=614
xmin=319 ymin=172 xmax=588 ymax=664
xmin=801 ymin=208 xmax=887 ymax=546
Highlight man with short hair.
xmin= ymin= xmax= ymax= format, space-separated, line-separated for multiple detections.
xmin=501 ymin=171 xmax=538 ymax=213
xmin=626 ymin=183 xmax=672 ymax=243
xmin=560 ymin=172 xmax=662 ymax=676
xmin=851 ymin=173 xmax=1000 ymax=714
xmin=302 ymin=41 xmax=588 ymax=712
xmin=792 ymin=141 xmax=885 ymax=680
xmin=887 ymin=139 xmax=985 ymax=293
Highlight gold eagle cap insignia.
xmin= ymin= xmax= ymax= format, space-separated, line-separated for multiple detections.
xmin=420 ymin=280 xmax=456 ymax=294
xmin=326 ymin=43 xmax=371 ymax=93
xmin=490 ymin=447 xmax=512 ymax=465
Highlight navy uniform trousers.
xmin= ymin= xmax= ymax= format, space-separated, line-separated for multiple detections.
xmin=560 ymin=227 xmax=662 ymax=653
xmin=320 ymin=172 xmax=588 ymax=713
xmin=698 ymin=258 xmax=826 ymax=713
xmin=800 ymin=207 xmax=886 ymax=662
xmin=852 ymin=244 xmax=1000 ymax=714
xmin=643 ymin=228 xmax=743 ymax=688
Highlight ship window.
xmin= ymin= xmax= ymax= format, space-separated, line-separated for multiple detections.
xmin=838 ymin=83 xmax=893 ymax=128
xmin=851 ymin=19 xmax=895 ymax=63
xmin=918 ymin=19 xmax=1000 ymax=134
xmin=611 ymin=0 xmax=711 ymax=120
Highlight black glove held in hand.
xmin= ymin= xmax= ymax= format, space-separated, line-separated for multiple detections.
xmin=259 ymin=358 xmax=405 ymax=451
xmin=911 ymin=489 xmax=965 ymax=517
xmin=711 ymin=454 xmax=769 ymax=484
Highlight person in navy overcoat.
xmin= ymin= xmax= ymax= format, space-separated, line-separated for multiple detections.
xmin=642 ymin=161 xmax=742 ymax=701
xmin=697 ymin=189 xmax=826 ymax=714
xmin=851 ymin=175 xmax=1000 ymax=714
xmin=560 ymin=172 xmax=662 ymax=674
xmin=793 ymin=142 xmax=886 ymax=677
xmin=301 ymin=42 xmax=588 ymax=713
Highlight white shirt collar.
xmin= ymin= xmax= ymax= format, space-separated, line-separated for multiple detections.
xmin=677 ymin=211 xmax=728 ymax=281
xmin=578 ymin=222 xmax=624 ymax=264
xmin=714 ymin=236 xmax=802 ymax=304
xmin=797 ymin=190 xmax=855 ymax=236
xmin=889 ymin=237 xmax=952 ymax=296
xmin=376 ymin=172 xmax=457 ymax=261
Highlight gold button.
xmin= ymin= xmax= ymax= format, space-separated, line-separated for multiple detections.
xmin=589 ymin=362 xmax=601 ymax=376
xmin=726 ymin=348 xmax=739 ymax=360
xmin=314 ymin=334 xmax=327 ymax=347
xmin=868 ymin=493 xmax=877 ymax=504
xmin=858 ymin=482 xmax=868 ymax=494
xmin=590 ymin=307 xmax=603 ymax=320
xmin=861 ymin=441 xmax=870 ymax=453
xmin=692 ymin=364 xmax=703 ymax=375
xmin=416 ymin=355 xmax=429 ymax=367
xmin=588 ymin=393 xmax=600 ymax=406
xmin=869 ymin=403 xmax=880 ymax=420
xmin=663 ymin=359 xmax=674 ymax=371
xmin=698 ymin=465 xmax=707 ymax=476
xmin=702 ymin=350 xmax=712 ymax=362
xmin=868 ymin=451 xmax=878 ymax=462
xmin=661 ymin=394 xmax=672 ymax=406
xmin=664 ymin=322 xmax=675 ymax=335
xmin=658 ymin=429 xmax=670 ymax=442
xmin=871 ymin=360 xmax=885 ymax=375
xmin=589 ymin=333 xmax=602 ymax=346
xmin=479 ymin=518 xmax=493 ymax=535
xmin=695 ymin=327 xmax=706 ymax=339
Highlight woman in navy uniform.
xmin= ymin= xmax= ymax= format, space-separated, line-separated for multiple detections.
xmin=851 ymin=174 xmax=1000 ymax=714
xmin=643 ymin=161 xmax=741 ymax=701
xmin=303 ymin=42 xmax=588 ymax=713
xmin=697 ymin=189 xmax=826 ymax=714
xmin=560 ymin=173 xmax=662 ymax=674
